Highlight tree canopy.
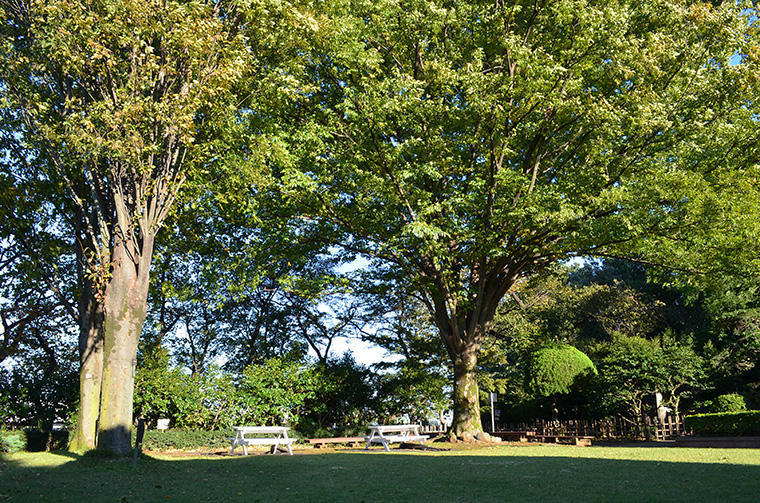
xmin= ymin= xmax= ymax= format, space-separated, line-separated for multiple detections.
xmin=1 ymin=0 xmax=759 ymax=448
xmin=0 ymin=0 xmax=314 ymax=454
xmin=286 ymin=0 xmax=760 ymax=436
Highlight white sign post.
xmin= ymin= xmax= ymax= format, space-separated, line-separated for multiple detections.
xmin=489 ymin=392 xmax=497 ymax=432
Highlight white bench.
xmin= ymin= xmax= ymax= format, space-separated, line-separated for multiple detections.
xmin=229 ymin=426 xmax=294 ymax=455
xmin=365 ymin=424 xmax=427 ymax=451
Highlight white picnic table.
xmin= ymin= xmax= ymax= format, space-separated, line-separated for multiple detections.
xmin=229 ymin=426 xmax=294 ymax=455
xmin=365 ymin=424 xmax=427 ymax=451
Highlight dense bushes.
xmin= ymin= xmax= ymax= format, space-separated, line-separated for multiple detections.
xmin=0 ymin=429 xmax=68 ymax=452
xmin=0 ymin=430 xmax=25 ymax=453
xmin=133 ymin=349 xmax=390 ymax=436
xmin=298 ymin=355 xmax=377 ymax=437
xmin=685 ymin=411 xmax=760 ymax=436
xmin=133 ymin=348 xmax=331 ymax=431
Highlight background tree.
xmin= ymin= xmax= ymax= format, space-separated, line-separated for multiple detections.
xmin=589 ymin=335 xmax=665 ymax=431
xmin=143 ymin=177 xmax=355 ymax=371
xmin=299 ymin=354 xmax=377 ymax=436
xmin=0 ymin=335 xmax=78 ymax=430
xmin=0 ymin=169 xmax=75 ymax=366
xmin=659 ymin=332 xmax=705 ymax=416
xmin=358 ymin=283 xmax=452 ymax=424
xmin=490 ymin=262 xmax=708 ymax=423
xmin=697 ymin=279 xmax=760 ymax=409
xmin=290 ymin=0 xmax=759 ymax=438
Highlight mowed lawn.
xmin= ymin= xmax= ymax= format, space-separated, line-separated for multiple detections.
xmin=2 ymin=444 xmax=760 ymax=502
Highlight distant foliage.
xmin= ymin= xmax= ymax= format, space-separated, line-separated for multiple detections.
xmin=375 ymin=365 xmax=449 ymax=425
xmin=236 ymin=358 xmax=324 ymax=427
xmin=525 ymin=344 xmax=597 ymax=397
xmin=591 ymin=334 xmax=665 ymax=422
xmin=298 ymin=355 xmax=377 ymax=437
xmin=711 ymin=394 xmax=747 ymax=413
xmin=133 ymin=346 xmax=375 ymax=432
xmin=0 ymin=339 xmax=79 ymax=430
xmin=492 ymin=263 xmax=708 ymax=424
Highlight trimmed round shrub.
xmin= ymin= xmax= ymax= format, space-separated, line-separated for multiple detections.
xmin=711 ymin=394 xmax=746 ymax=413
xmin=525 ymin=344 xmax=597 ymax=397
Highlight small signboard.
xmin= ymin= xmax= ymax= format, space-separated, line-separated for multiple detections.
xmin=488 ymin=392 xmax=497 ymax=432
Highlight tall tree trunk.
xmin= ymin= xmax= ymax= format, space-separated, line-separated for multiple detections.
xmin=69 ymin=298 xmax=104 ymax=452
xmin=438 ymin=319 xmax=488 ymax=441
xmin=69 ymin=234 xmax=104 ymax=453
xmin=433 ymin=280 xmax=510 ymax=441
xmin=96 ymin=234 xmax=154 ymax=455
xmin=451 ymin=345 xmax=483 ymax=439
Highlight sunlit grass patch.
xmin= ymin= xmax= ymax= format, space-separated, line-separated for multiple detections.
xmin=2 ymin=445 xmax=760 ymax=502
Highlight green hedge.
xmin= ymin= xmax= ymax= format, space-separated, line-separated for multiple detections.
xmin=138 ymin=430 xmax=236 ymax=451
xmin=684 ymin=411 xmax=760 ymax=436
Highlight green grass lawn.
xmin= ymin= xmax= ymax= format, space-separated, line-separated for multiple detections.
xmin=2 ymin=444 xmax=760 ymax=502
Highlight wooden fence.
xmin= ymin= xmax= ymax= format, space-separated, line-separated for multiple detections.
xmin=498 ymin=414 xmax=686 ymax=441
xmin=647 ymin=414 xmax=687 ymax=440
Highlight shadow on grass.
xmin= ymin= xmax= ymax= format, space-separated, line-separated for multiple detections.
xmin=2 ymin=447 xmax=759 ymax=502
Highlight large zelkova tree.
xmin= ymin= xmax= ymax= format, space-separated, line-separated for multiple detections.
xmin=287 ymin=0 xmax=760 ymax=439
xmin=0 ymin=0 xmax=316 ymax=454
xmin=0 ymin=0 xmax=247 ymax=454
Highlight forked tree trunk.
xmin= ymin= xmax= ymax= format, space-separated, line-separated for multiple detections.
xmin=70 ymin=228 xmax=154 ymax=456
xmin=96 ymin=235 xmax=153 ymax=455
xmin=434 ymin=281 xmax=512 ymax=441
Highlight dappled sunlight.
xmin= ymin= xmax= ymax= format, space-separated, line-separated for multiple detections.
xmin=2 ymin=451 xmax=79 ymax=469
xmin=345 ymin=443 xmax=760 ymax=466
xmin=3 ymin=446 xmax=760 ymax=502
xmin=434 ymin=444 xmax=760 ymax=466
xmin=145 ymin=442 xmax=760 ymax=467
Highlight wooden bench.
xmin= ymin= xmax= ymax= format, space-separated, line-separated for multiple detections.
xmin=492 ymin=430 xmax=537 ymax=442
xmin=365 ymin=425 xmax=427 ymax=451
xmin=229 ymin=426 xmax=295 ymax=455
xmin=533 ymin=434 xmax=593 ymax=446
xmin=307 ymin=436 xmax=365 ymax=448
